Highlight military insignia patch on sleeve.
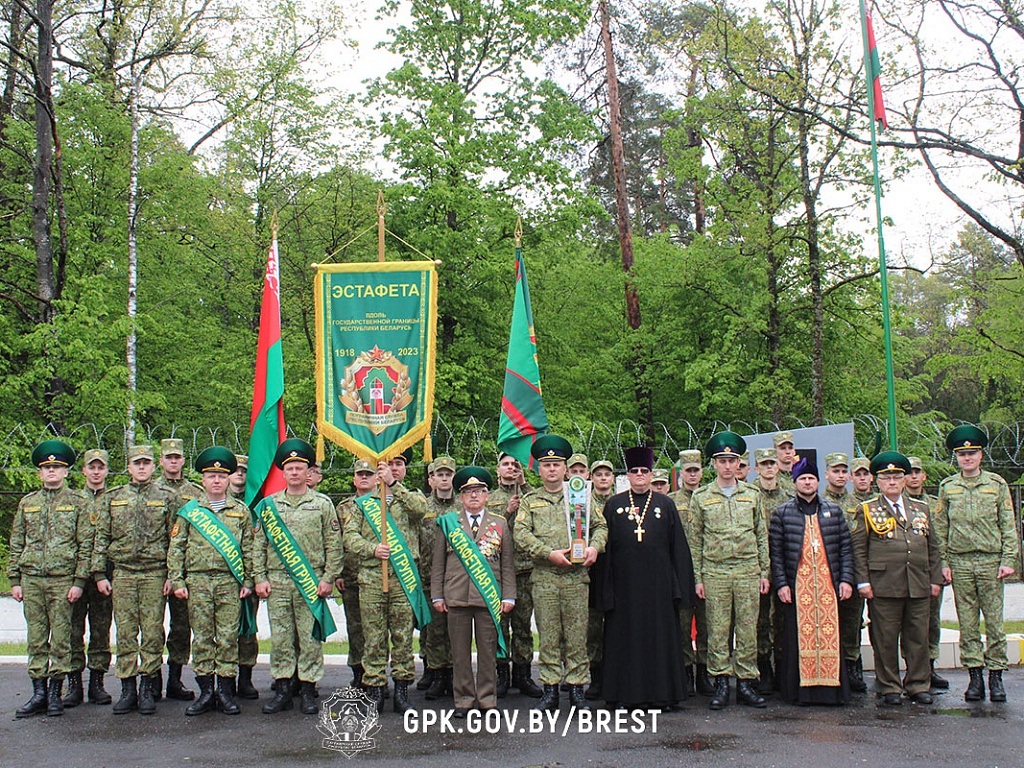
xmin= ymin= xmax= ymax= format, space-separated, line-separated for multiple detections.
xmin=171 ymin=522 xmax=180 ymax=537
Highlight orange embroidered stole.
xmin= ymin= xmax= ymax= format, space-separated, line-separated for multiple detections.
xmin=795 ymin=515 xmax=841 ymax=687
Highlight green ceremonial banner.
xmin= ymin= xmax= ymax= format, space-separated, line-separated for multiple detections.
xmin=315 ymin=262 xmax=438 ymax=461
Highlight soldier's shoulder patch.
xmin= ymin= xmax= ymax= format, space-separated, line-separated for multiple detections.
xmin=23 ymin=505 xmax=41 ymax=513
xmin=110 ymin=499 xmax=129 ymax=507
xmin=146 ymin=500 xmax=166 ymax=507
xmin=55 ymin=504 xmax=75 ymax=511
xmin=171 ymin=522 xmax=180 ymax=537
xmin=226 ymin=510 xmax=244 ymax=518
xmin=330 ymin=517 xmax=340 ymax=532
xmin=89 ymin=512 xmax=98 ymax=525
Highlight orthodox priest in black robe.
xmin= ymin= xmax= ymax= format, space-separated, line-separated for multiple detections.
xmin=594 ymin=446 xmax=697 ymax=708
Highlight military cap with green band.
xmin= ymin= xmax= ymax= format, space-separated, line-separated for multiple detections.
xmin=453 ymin=466 xmax=494 ymax=491
xmin=946 ymin=424 xmax=987 ymax=453
xmin=195 ymin=446 xmax=237 ymax=474
xmin=274 ymin=438 xmax=315 ymax=469
xmin=705 ymin=431 xmax=746 ymax=459
xmin=531 ymin=434 xmax=573 ymax=463
xmin=32 ymin=440 xmax=76 ymax=468
xmin=870 ymin=451 xmax=911 ymax=475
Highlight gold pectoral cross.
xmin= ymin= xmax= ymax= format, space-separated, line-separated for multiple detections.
xmin=635 ymin=526 xmax=645 ymax=542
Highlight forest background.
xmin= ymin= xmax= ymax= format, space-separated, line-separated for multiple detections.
xmin=1 ymin=0 xmax=1023 ymax=503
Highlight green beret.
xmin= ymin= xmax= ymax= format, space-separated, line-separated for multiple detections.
xmin=453 ymin=466 xmax=494 ymax=491
xmin=32 ymin=440 xmax=76 ymax=468
xmin=274 ymin=438 xmax=315 ymax=469
xmin=946 ymin=425 xmax=987 ymax=453
xmin=531 ymin=435 xmax=572 ymax=463
xmin=195 ymin=447 xmax=237 ymax=474
xmin=870 ymin=451 xmax=911 ymax=475
xmin=706 ymin=431 xmax=746 ymax=459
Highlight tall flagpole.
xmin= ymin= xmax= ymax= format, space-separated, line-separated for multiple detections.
xmin=860 ymin=0 xmax=897 ymax=451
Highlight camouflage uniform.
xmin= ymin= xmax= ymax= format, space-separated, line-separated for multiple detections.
xmin=670 ymin=485 xmax=706 ymax=668
xmin=935 ymin=471 xmax=1019 ymax=671
xmin=70 ymin=486 xmax=113 ymax=677
xmin=168 ymin=494 xmax=254 ymax=677
xmin=514 ymin=486 xmax=608 ymax=686
xmin=334 ymin=498 xmax=364 ymax=671
xmin=229 ymin=486 xmax=260 ymax=669
xmin=9 ymin=484 xmax=92 ymax=680
xmin=490 ymin=482 xmax=536 ymax=669
xmin=689 ymin=481 xmax=769 ymax=680
xmin=155 ymin=475 xmax=202 ymax=670
xmin=93 ymin=480 xmax=180 ymax=679
xmin=420 ymin=492 xmax=455 ymax=671
xmin=909 ymin=489 xmax=944 ymax=662
xmin=839 ymin=490 xmax=873 ymax=663
xmin=254 ymin=488 xmax=342 ymax=683
xmin=586 ymin=491 xmax=612 ymax=670
xmin=755 ymin=481 xmax=791 ymax=661
xmin=341 ymin=483 xmax=425 ymax=688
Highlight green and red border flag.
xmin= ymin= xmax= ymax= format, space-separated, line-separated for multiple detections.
xmin=245 ymin=236 xmax=287 ymax=507
xmin=861 ymin=0 xmax=888 ymax=129
xmin=497 ymin=233 xmax=548 ymax=467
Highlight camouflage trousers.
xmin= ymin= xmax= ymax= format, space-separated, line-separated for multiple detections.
xmin=679 ymin=599 xmax=708 ymax=666
xmin=358 ymin=569 xmax=415 ymax=687
xmin=949 ymin=553 xmax=1008 ymax=670
xmin=587 ymin=606 xmax=604 ymax=668
xmin=112 ymin=568 xmax=167 ymax=679
xmin=165 ymin=593 xmax=191 ymax=666
xmin=186 ymin=572 xmax=241 ymax=677
xmin=21 ymin=574 xmax=74 ymax=679
xmin=930 ymin=587 xmax=943 ymax=661
xmin=703 ymin=563 xmax=760 ymax=679
xmin=421 ymin=601 xmax=452 ymax=670
xmin=237 ymin=593 xmax=260 ymax=667
xmin=532 ymin=571 xmax=589 ymax=686
xmin=70 ymin=578 xmax=112 ymax=673
xmin=267 ymin=575 xmax=325 ymax=683
xmin=756 ymin=592 xmax=774 ymax=658
xmin=500 ymin=571 xmax=536 ymax=667
xmin=839 ymin=594 xmax=865 ymax=661
xmin=339 ymin=577 xmax=363 ymax=668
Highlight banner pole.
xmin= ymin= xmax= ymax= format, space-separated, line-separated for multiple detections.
xmin=376 ymin=190 xmax=390 ymax=592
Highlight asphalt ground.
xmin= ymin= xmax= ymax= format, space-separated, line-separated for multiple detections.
xmin=0 ymin=665 xmax=1020 ymax=768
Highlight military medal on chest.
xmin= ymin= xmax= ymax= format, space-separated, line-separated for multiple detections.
xmin=864 ymin=501 xmax=897 ymax=538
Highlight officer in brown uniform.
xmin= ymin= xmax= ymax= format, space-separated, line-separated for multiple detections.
xmin=851 ymin=451 xmax=942 ymax=705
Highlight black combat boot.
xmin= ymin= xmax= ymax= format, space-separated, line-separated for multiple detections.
xmin=137 ymin=675 xmax=157 ymax=715
xmin=185 ymin=675 xmax=216 ymax=716
xmin=709 ymin=676 xmax=730 ymax=710
xmin=88 ymin=670 xmax=112 ymax=705
xmin=533 ymin=683 xmax=559 ymax=712
xmin=756 ymin=655 xmax=774 ymax=695
xmin=696 ymin=664 xmax=715 ymax=696
xmin=165 ymin=662 xmax=194 ymax=701
xmin=737 ymin=679 xmax=767 ymax=708
xmin=262 ymin=678 xmax=293 ymax=714
xmin=350 ymin=664 xmax=365 ymax=690
xmin=685 ymin=665 xmax=696 ymax=698
xmin=152 ymin=667 xmax=163 ymax=701
xmin=930 ymin=660 xmax=949 ymax=690
xmin=393 ymin=678 xmax=415 ymax=714
xmin=217 ymin=676 xmax=241 ymax=715
xmin=237 ymin=665 xmax=259 ymax=699
xmin=965 ymin=668 xmax=985 ymax=702
xmin=364 ymin=685 xmax=385 ymax=714
xmin=46 ymin=677 xmax=65 ymax=717
xmin=989 ymin=670 xmax=1006 ymax=702
xmin=63 ymin=671 xmax=83 ymax=708
xmin=585 ymin=666 xmax=603 ymax=701
xmin=512 ymin=663 xmax=543 ymax=698
xmin=496 ymin=663 xmax=511 ymax=698
xmin=416 ymin=667 xmax=435 ymax=691
xmin=112 ymin=677 xmax=138 ymax=714
xmin=425 ymin=667 xmax=451 ymax=700
xmin=299 ymin=681 xmax=319 ymax=715
xmin=15 ymin=678 xmax=48 ymax=718
xmin=568 ymin=684 xmax=590 ymax=710
xmin=846 ymin=658 xmax=867 ymax=693
xmin=290 ymin=671 xmax=301 ymax=697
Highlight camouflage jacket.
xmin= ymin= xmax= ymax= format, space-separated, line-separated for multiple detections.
xmin=421 ymin=493 xmax=458 ymax=570
xmin=515 ymin=486 xmax=607 ymax=580
xmin=669 ymin=486 xmax=699 ymax=539
xmin=93 ymin=480 xmax=180 ymax=575
xmin=689 ymin=480 xmax=769 ymax=582
xmin=8 ymin=484 xmax=92 ymax=587
xmin=254 ymin=488 xmax=343 ymax=585
xmin=340 ymin=482 xmax=424 ymax=574
xmin=167 ymin=494 xmax=255 ymax=591
xmin=756 ymin=482 xmax=792 ymax=523
xmin=487 ymin=481 xmax=532 ymax=573
xmin=935 ymin=470 xmax=1019 ymax=569
xmin=156 ymin=475 xmax=202 ymax=503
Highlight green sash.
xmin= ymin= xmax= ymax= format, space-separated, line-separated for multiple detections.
xmin=254 ymin=497 xmax=338 ymax=642
xmin=353 ymin=493 xmax=433 ymax=630
xmin=175 ymin=500 xmax=256 ymax=637
xmin=436 ymin=511 xmax=508 ymax=660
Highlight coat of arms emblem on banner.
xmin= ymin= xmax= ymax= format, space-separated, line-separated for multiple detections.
xmin=339 ymin=346 xmax=414 ymax=434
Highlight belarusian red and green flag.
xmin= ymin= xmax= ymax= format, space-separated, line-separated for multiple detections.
xmin=862 ymin=0 xmax=888 ymax=129
xmin=497 ymin=231 xmax=548 ymax=467
xmin=245 ymin=235 xmax=287 ymax=507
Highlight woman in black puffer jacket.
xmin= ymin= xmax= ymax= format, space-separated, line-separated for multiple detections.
xmin=769 ymin=459 xmax=854 ymax=705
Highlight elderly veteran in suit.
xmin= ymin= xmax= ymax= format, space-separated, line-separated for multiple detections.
xmin=851 ymin=451 xmax=942 ymax=706
xmin=431 ymin=467 xmax=516 ymax=716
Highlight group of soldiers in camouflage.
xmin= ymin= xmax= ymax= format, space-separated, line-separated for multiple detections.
xmin=8 ymin=421 xmax=1017 ymax=719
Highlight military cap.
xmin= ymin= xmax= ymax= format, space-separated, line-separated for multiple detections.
xmin=946 ymin=425 xmax=987 ymax=453
xmin=567 ymin=453 xmax=589 ymax=469
xmin=160 ymin=438 xmax=185 ymax=457
xmin=590 ymin=459 xmax=614 ymax=473
xmin=907 ymin=456 xmax=923 ymax=471
xmin=652 ymin=468 xmax=670 ymax=484
xmin=195 ymin=446 xmax=237 ymax=474
xmin=453 ymin=466 xmax=494 ymax=491
xmin=531 ymin=435 xmax=572 ymax=463
xmin=870 ymin=451 xmax=911 ymax=475
xmin=850 ymin=457 xmax=871 ymax=473
xmin=127 ymin=445 xmax=155 ymax=462
xmin=234 ymin=454 xmax=248 ymax=469
xmin=792 ymin=456 xmax=818 ymax=480
xmin=825 ymin=452 xmax=849 ymax=468
xmin=32 ymin=440 xmax=76 ymax=468
xmin=738 ymin=452 xmax=750 ymax=465
xmin=83 ymin=448 xmax=109 ymax=467
xmin=754 ymin=448 xmax=777 ymax=465
xmin=678 ymin=450 xmax=702 ymax=470
xmin=391 ymin=448 xmax=414 ymax=465
xmin=706 ymin=431 xmax=746 ymax=459
xmin=429 ymin=456 xmax=457 ymax=474
xmin=353 ymin=458 xmax=375 ymax=474
xmin=772 ymin=431 xmax=795 ymax=448
xmin=623 ymin=445 xmax=655 ymax=470
xmin=274 ymin=438 xmax=315 ymax=468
